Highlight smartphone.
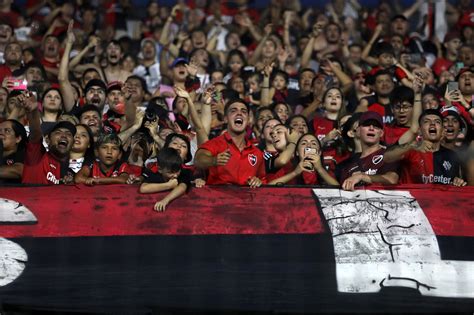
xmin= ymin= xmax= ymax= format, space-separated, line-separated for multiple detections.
xmin=456 ymin=62 xmax=464 ymax=70
xmin=409 ymin=53 xmax=422 ymax=64
xmin=447 ymin=81 xmax=459 ymax=92
xmin=10 ymin=78 xmax=28 ymax=90
xmin=304 ymin=147 xmax=317 ymax=156
xmin=324 ymin=75 xmax=334 ymax=87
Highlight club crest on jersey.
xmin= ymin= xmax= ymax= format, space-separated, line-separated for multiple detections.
xmin=372 ymin=155 xmax=383 ymax=165
xmin=248 ymin=154 xmax=257 ymax=166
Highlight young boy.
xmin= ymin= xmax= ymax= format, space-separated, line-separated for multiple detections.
xmin=139 ymin=147 xmax=192 ymax=212
xmin=74 ymin=133 xmax=130 ymax=185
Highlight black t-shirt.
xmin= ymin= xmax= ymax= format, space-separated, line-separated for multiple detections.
xmin=142 ymin=167 xmax=192 ymax=188
xmin=0 ymin=149 xmax=25 ymax=184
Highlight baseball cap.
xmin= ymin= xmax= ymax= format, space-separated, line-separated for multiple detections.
xmin=171 ymin=57 xmax=188 ymax=68
xmin=84 ymin=79 xmax=107 ymax=93
xmin=48 ymin=121 xmax=76 ymax=136
xmin=391 ymin=14 xmax=408 ymax=22
xmin=107 ymin=81 xmax=122 ymax=94
xmin=440 ymin=107 xmax=467 ymax=128
xmin=359 ymin=111 xmax=384 ymax=128
xmin=456 ymin=66 xmax=474 ymax=80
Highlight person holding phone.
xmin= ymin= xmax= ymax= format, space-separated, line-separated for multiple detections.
xmin=268 ymin=133 xmax=338 ymax=186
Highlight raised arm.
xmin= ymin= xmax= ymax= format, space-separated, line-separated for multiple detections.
xmin=175 ymin=86 xmax=208 ymax=145
xmin=273 ymin=129 xmax=300 ymax=168
xmin=361 ymin=24 xmax=384 ymax=66
xmin=398 ymin=71 xmax=424 ymax=144
xmin=248 ymin=24 xmax=272 ymax=65
xmin=260 ymin=63 xmax=274 ymax=107
xmin=59 ymin=21 xmax=79 ymax=112
xmin=21 ymin=92 xmax=42 ymax=143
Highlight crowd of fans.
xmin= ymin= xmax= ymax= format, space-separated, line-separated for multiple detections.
xmin=0 ymin=0 xmax=473 ymax=210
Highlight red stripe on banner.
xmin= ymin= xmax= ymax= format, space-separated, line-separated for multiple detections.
xmin=1 ymin=185 xmax=473 ymax=238
xmin=367 ymin=184 xmax=474 ymax=237
xmin=0 ymin=186 xmax=324 ymax=238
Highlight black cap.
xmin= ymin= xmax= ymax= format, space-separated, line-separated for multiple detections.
xmin=84 ymin=79 xmax=107 ymax=93
xmin=391 ymin=14 xmax=408 ymax=22
xmin=48 ymin=121 xmax=76 ymax=136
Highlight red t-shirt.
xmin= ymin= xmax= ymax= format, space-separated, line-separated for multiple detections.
xmin=383 ymin=124 xmax=409 ymax=146
xmin=198 ymin=133 xmax=266 ymax=185
xmin=364 ymin=98 xmax=394 ymax=125
xmin=0 ymin=65 xmax=13 ymax=85
xmin=399 ymin=147 xmax=462 ymax=185
xmin=88 ymin=160 xmax=130 ymax=178
xmin=312 ymin=115 xmax=350 ymax=175
xmin=22 ymin=141 xmax=67 ymax=185
xmin=264 ymin=150 xmax=293 ymax=182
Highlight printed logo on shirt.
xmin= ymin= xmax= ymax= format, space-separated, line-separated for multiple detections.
xmin=372 ymin=155 xmax=383 ymax=165
xmin=443 ymin=161 xmax=452 ymax=171
xmin=49 ymin=163 xmax=57 ymax=170
xmin=46 ymin=172 xmax=60 ymax=184
xmin=248 ymin=154 xmax=257 ymax=167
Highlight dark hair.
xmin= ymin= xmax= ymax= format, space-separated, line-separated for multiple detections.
xmin=157 ymin=147 xmax=182 ymax=172
xmin=125 ymin=75 xmax=149 ymax=95
xmin=225 ymin=49 xmax=247 ymax=74
xmin=23 ymin=61 xmax=47 ymax=81
xmin=287 ymin=114 xmax=309 ymax=129
xmin=373 ymin=41 xmax=395 ymax=57
xmin=390 ymin=86 xmax=414 ymax=106
xmin=419 ymin=109 xmax=443 ymax=125
xmin=4 ymin=119 xmax=27 ymax=152
xmin=224 ymin=98 xmax=250 ymax=114
xmin=256 ymin=106 xmax=276 ymax=120
xmin=341 ymin=112 xmax=363 ymax=152
xmin=164 ymin=132 xmax=192 ymax=163
xmin=74 ymin=123 xmax=95 ymax=161
xmin=272 ymin=70 xmax=289 ymax=84
xmin=96 ymin=132 xmax=122 ymax=148
xmin=295 ymin=133 xmax=322 ymax=158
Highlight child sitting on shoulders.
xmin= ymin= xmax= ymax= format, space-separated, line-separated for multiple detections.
xmin=139 ymin=147 xmax=192 ymax=212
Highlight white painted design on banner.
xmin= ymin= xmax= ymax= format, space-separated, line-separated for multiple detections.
xmin=314 ymin=189 xmax=474 ymax=298
xmin=0 ymin=198 xmax=37 ymax=223
xmin=0 ymin=198 xmax=36 ymax=287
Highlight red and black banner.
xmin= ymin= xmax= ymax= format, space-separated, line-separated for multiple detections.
xmin=0 ymin=185 xmax=473 ymax=313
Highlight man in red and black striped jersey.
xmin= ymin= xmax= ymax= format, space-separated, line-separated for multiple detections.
xmin=20 ymin=93 xmax=76 ymax=185
xmin=384 ymin=109 xmax=467 ymax=186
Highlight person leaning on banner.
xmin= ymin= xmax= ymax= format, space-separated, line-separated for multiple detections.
xmin=194 ymin=98 xmax=266 ymax=188
xmin=383 ymin=109 xmax=467 ymax=187
xmin=339 ymin=111 xmax=400 ymax=191
xmin=19 ymin=91 xmax=77 ymax=185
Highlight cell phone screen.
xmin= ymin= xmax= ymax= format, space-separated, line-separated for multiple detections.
xmin=447 ymin=81 xmax=459 ymax=92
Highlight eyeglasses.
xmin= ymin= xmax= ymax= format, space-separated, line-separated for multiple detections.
xmin=393 ymin=104 xmax=413 ymax=111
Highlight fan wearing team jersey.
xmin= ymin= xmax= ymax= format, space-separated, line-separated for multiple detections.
xmin=338 ymin=111 xmax=400 ymax=191
xmin=74 ymin=133 xmax=130 ymax=186
xmin=356 ymin=69 xmax=395 ymax=125
xmin=20 ymin=92 xmax=76 ymax=185
xmin=384 ymin=109 xmax=467 ymax=186
xmin=383 ymin=86 xmax=414 ymax=145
